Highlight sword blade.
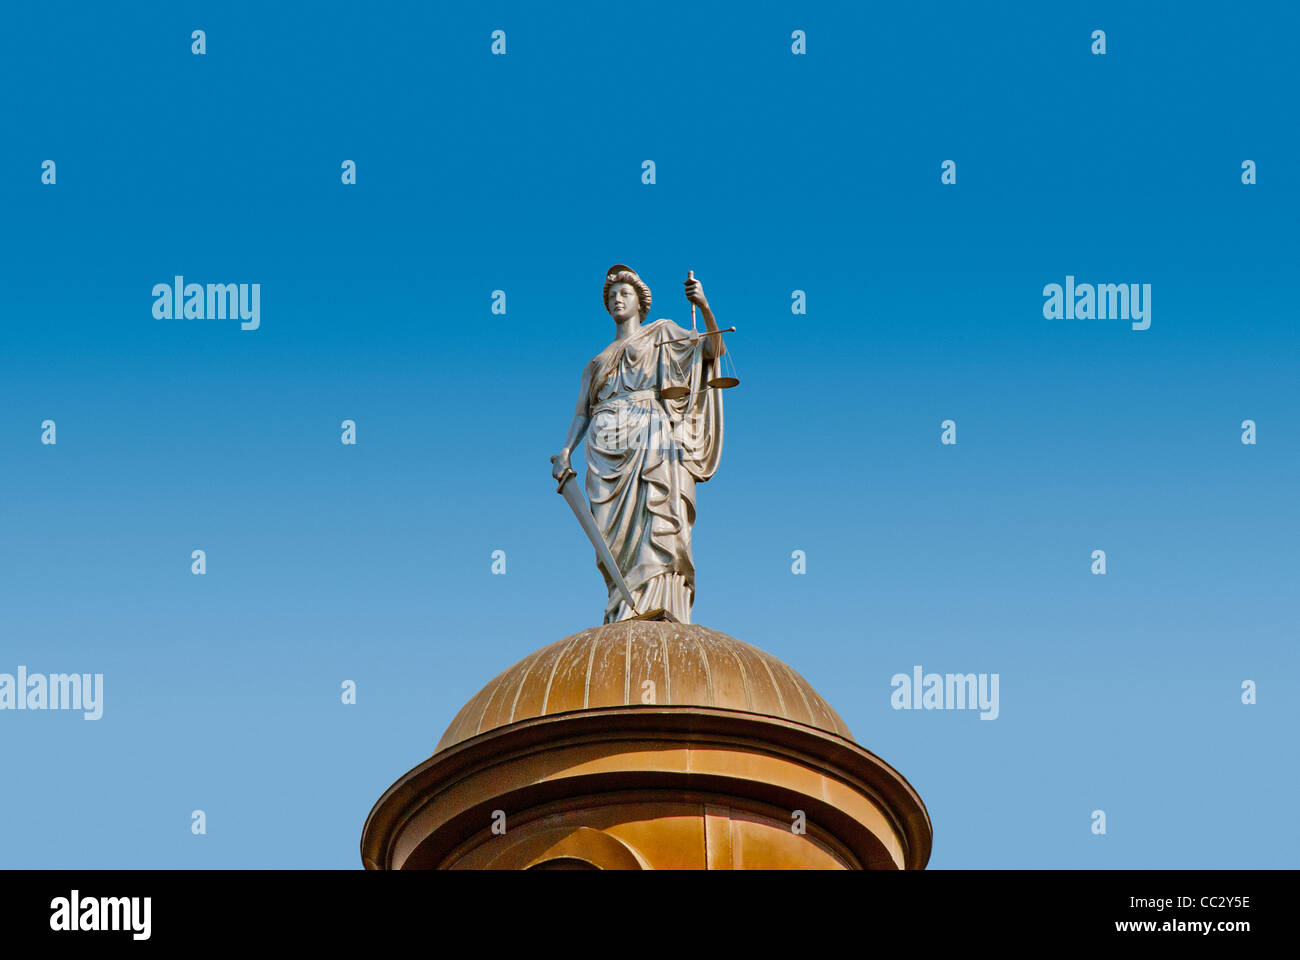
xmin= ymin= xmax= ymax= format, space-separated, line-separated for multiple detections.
xmin=558 ymin=473 xmax=641 ymax=617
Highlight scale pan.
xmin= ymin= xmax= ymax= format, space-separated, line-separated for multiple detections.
xmin=706 ymin=376 xmax=740 ymax=389
xmin=659 ymin=386 xmax=690 ymax=400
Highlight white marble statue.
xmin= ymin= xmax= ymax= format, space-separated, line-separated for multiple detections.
xmin=551 ymin=265 xmax=728 ymax=624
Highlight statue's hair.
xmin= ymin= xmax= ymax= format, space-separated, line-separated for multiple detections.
xmin=603 ymin=268 xmax=652 ymax=320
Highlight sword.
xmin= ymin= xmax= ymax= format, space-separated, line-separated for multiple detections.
xmin=550 ymin=457 xmax=642 ymax=617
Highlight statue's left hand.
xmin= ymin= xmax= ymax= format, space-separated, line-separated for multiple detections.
xmin=684 ymin=274 xmax=709 ymax=311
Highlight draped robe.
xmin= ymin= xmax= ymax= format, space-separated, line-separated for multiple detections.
xmin=584 ymin=318 xmax=724 ymax=624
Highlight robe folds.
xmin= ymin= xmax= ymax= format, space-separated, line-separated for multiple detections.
xmin=584 ymin=318 xmax=724 ymax=624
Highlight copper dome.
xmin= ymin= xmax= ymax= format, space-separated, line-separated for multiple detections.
xmin=436 ymin=620 xmax=854 ymax=752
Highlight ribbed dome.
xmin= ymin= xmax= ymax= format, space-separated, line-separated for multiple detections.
xmin=436 ymin=621 xmax=853 ymax=752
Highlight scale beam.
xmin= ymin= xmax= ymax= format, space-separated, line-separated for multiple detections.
xmin=656 ymin=325 xmax=737 ymax=346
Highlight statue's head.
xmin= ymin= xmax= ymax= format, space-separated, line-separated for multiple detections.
xmin=603 ymin=264 xmax=652 ymax=324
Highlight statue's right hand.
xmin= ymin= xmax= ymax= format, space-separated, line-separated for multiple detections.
xmin=550 ymin=451 xmax=572 ymax=483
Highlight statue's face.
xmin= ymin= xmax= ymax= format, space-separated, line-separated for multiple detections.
xmin=606 ymin=282 xmax=641 ymax=323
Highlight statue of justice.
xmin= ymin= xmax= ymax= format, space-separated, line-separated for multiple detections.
xmin=550 ymin=265 xmax=737 ymax=624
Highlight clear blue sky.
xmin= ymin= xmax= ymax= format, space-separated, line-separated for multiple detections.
xmin=1 ymin=1 xmax=1296 ymax=868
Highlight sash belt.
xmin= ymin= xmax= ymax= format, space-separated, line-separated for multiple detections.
xmin=592 ymin=388 xmax=660 ymax=413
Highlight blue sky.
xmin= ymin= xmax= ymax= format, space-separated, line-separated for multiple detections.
xmin=1 ymin=1 xmax=1296 ymax=868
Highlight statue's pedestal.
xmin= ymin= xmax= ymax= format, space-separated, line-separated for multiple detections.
xmin=361 ymin=622 xmax=931 ymax=870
